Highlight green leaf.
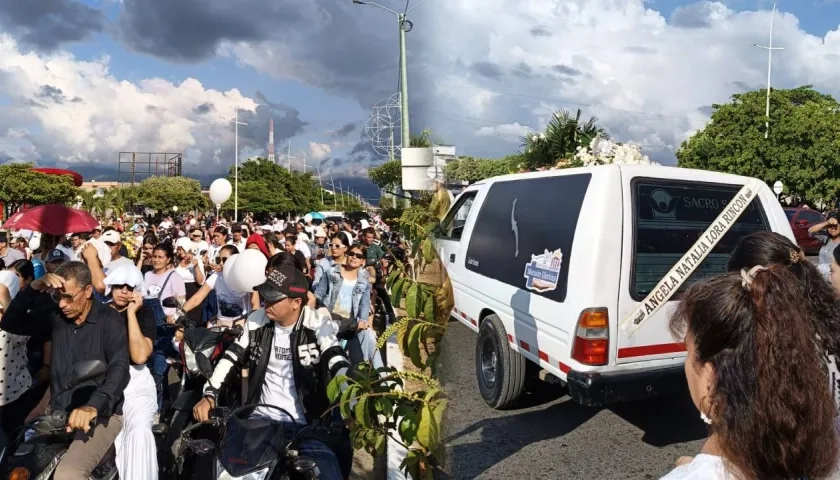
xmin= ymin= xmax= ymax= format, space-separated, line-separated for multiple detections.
xmin=408 ymin=323 xmax=424 ymax=369
xmin=327 ymin=375 xmax=346 ymax=403
xmin=405 ymin=283 xmax=420 ymax=318
xmin=374 ymin=397 xmax=394 ymax=417
xmin=424 ymin=387 xmax=441 ymax=403
xmin=433 ymin=399 xmax=448 ymax=429
xmin=386 ymin=269 xmax=400 ymax=289
xmin=400 ymin=449 xmax=421 ymax=478
xmin=421 ymin=238 xmax=435 ymax=264
xmin=423 ymin=294 xmax=435 ymax=321
xmin=374 ymin=431 xmax=386 ymax=455
xmin=354 ymin=395 xmax=371 ymax=428
xmin=417 ymin=404 xmax=440 ymax=451
xmin=391 ymin=278 xmax=406 ymax=309
xmin=398 ymin=412 xmax=418 ymax=445
xmin=340 ymin=384 xmax=359 ymax=419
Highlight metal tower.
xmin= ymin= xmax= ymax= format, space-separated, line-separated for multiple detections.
xmin=268 ymin=118 xmax=276 ymax=163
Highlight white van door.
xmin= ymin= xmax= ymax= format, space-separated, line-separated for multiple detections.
xmin=616 ymin=176 xmax=774 ymax=364
xmin=435 ymin=191 xmax=479 ymax=323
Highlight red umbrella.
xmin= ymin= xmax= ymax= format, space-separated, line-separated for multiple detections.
xmin=3 ymin=205 xmax=99 ymax=235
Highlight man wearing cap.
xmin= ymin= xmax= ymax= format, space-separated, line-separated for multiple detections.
xmin=85 ymin=229 xmax=134 ymax=294
xmin=0 ymin=232 xmax=25 ymax=266
xmin=193 ymin=266 xmax=352 ymax=480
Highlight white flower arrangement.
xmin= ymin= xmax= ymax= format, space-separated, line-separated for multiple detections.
xmin=573 ymin=137 xmax=658 ymax=167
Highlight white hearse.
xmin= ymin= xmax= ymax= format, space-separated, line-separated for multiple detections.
xmin=435 ymin=164 xmax=794 ymax=409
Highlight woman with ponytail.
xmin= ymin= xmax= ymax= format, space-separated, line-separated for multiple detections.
xmin=727 ymin=231 xmax=840 ymax=408
xmin=661 ymin=267 xmax=839 ymax=479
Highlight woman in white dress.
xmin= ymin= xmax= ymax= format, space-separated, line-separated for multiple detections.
xmin=103 ymin=265 xmax=158 ymax=480
xmin=661 ymin=266 xmax=838 ymax=479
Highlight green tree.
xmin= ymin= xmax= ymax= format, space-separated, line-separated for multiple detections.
xmin=368 ymin=160 xmax=402 ymax=192
xmin=225 ymin=158 xmax=324 ymax=215
xmin=137 ymin=176 xmax=206 ymax=212
xmin=445 ymin=156 xmax=515 ymax=184
xmin=0 ymin=163 xmax=79 ymax=218
xmin=520 ymin=108 xmax=608 ymax=169
xmin=677 ymin=86 xmax=840 ymax=203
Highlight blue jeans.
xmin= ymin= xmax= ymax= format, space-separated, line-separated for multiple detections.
xmin=252 ymin=420 xmax=345 ymax=480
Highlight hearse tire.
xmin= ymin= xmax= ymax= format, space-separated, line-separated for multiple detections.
xmin=475 ymin=314 xmax=527 ymax=409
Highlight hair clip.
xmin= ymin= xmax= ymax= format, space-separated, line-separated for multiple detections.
xmin=789 ymin=249 xmax=804 ymax=263
xmin=741 ymin=265 xmax=767 ymax=290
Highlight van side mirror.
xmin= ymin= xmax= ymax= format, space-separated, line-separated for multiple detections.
xmin=70 ymin=360 xmax=107 ymax=388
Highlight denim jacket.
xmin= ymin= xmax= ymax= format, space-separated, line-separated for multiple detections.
xmin=313 ymin=258 xmax=371 ymax=327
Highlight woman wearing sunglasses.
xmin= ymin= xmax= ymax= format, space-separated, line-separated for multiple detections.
xmin=182 ymin=245 xmax=258 ymax=328
xmin=103 ymin=264 xmax=157 ymax=480
xmin=314 ymin=241 xmax=384 ymax=369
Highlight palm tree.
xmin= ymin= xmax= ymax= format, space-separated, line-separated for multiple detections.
xmin=520 ymin=109 xmax=609 ymax=169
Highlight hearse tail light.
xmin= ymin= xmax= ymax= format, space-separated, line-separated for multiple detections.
xmin=571 ymin=308 xmax=609 ymax=366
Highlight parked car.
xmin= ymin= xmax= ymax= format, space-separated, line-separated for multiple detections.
xmin=785 ymin=207 xmax=825 ymax=255
xmin=435 ymin=165 xmax=795 ymax=410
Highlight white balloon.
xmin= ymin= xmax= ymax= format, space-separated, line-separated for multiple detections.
xmin=222 ymin=253 xmax=238 ymax=284
xmin=223 ymin=249 xmax=267 ymax=294
xmin=189 ymin=219 xmax=196 ymax=226
xmin=209 ymin=178 xmax=233 ymax=205
xmin=303 ymin=214 xmax=313 ymax=224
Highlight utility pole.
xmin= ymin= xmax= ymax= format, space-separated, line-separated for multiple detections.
xmin=352 ymin=0 xmax=430 ymax=148
xmin=287 ymin=140 xmax=292 ymax=172
xmin=221 ymin=108 xmax=248 ymax=222
xmin=317 ymin=167 xmax=325 ymax=206
xmin=753 ymin=2 xmax=783 ymax=139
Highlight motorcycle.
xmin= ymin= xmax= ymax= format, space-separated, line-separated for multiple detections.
xmin=159 ymin=296 xmax=245 ymax=479
xmin=177 ymin=404 xmax=321 ymax=480
xmin=6 ymin=360 xmax=118 ymax=480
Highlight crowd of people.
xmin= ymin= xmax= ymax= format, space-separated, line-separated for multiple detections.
xmin=0 ymin=210 xmax=404 ymax=480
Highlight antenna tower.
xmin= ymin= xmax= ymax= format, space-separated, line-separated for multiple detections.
xmin=268 ymin=118 xmax=276 ymax=163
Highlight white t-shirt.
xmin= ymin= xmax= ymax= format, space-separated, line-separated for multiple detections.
xmin=0 ymin=270 xmax=21 ymax=300
xmin=254 ymin=323 xmax=306 ymax=424
xmin=660 ymin=455 xmax=729 ymax=479
xmin=230 ymin=239 xmax=247 ymax=253
xmin=296 ymin=241 xmax=312 ymax=259
xmin=104 ymin=256 xmax=134 ymax=275
xmin=175 ymin=261 xmax=205 ymax=284
xmin=205 ymin=273 xmax=250 ymax=326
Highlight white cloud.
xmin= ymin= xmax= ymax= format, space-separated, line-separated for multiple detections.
xmin=475 ymin=122 xmax=532 ymax=140
xmin=308 ymin=141 xmax=331 ymax=160
xmin=0 ymin=34 xmax=258 ymax=169
xmin=422 ymin=0 xmax=840 ymax=163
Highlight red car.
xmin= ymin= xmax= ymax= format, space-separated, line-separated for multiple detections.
xmin=785 ymin=208 xmax=826 ymax=255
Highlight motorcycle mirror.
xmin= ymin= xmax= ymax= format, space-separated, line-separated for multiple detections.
xmin=69 ymin=360 xmax=107 ymax=389
xmin=195 ymin=352 xmax=213 ymax=379
xmin=161 ymin=297 xmax=181 ymax=309
xmin=186 ymin=438 xmax=215 ymax=456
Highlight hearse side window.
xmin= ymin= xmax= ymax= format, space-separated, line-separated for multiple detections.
xmin=439 ymin=192 xmax=477 ymax=240
xmin=465 ymin=173 xmax=591 ymax=303
xmin=632 ymin=179 xmax=769 ymax=299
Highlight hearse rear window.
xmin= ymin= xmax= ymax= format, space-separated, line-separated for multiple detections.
xmin=465 ymin=173 xmax=591 ymax=303
xmin=632 ymin=179 xmax=769 ymax=299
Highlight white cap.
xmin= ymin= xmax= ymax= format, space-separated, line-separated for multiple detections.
xmin=175 ymin=237 xmax=193 ymax=251
xmin=101 ymin=230 xmax=121 ymax=245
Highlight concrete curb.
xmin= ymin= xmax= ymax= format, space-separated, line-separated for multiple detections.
xmin=386 ymin=333 xmax=411 ymax=480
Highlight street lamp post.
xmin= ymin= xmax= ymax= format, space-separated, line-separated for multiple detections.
xmin=773 ymin=180 xmax=784 ymax=202
xmin=221 ymin=108 xmax=249 ymax=223
xmin=352 ymin=0 xmax=430 ymax=149
xmin=753 ymin=2 xmax=783 ymax=140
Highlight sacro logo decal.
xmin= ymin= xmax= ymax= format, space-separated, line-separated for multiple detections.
xmin=646 ymin=189 xmax=679 ymax=220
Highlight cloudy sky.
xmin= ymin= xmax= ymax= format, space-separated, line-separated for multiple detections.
xmin=419 ymin=0 xmax=840 ymax=164
xmin=0 ymin=1 xmax=838 ymax=190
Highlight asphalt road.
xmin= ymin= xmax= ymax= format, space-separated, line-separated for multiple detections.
xmin=438 ymin=320 xmax=706 ymax=480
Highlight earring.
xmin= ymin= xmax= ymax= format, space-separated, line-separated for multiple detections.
xmin=700 ymin=412 xmax=713 ymax=425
